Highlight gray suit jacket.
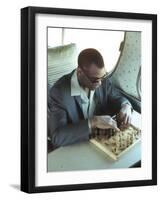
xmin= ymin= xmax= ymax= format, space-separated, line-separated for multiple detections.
xmin=48 ymin=70 xmax=131 ymax=147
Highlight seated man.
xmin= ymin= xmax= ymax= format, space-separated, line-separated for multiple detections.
xmin=48 ymin=48 xmax=132 ymax=148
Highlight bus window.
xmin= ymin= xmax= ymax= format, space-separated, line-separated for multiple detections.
xmin=48 ymin=27 xmax=125 ymax=73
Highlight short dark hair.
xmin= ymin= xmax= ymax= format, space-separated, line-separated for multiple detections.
xmin=78 ymin=48 xmax=104 ymax=69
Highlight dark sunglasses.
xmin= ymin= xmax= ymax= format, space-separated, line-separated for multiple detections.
xmin=80 ymin=68 xmax=108 ymax=83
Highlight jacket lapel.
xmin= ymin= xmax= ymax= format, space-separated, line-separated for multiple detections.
xmin=94 ymin=87 xmax=103 ymax=115
xmin=74 ymin=96 xmax=84 ymax=118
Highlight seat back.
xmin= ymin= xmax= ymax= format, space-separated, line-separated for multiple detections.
xmin=48 ymin=43 xmax=78 ymax=87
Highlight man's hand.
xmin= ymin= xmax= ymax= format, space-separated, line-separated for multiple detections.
xmin=90 ymin=115 xmax=120 ymax=131
xmin=117 ymin=104 xmax=132 ymax=127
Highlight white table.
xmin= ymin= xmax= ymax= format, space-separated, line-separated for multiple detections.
xmin=48 ymin=110 xmax=141 ymax=172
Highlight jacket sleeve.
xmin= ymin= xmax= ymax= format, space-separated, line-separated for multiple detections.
xmin=48 ymin=86 xmax=90 ymax=147
xmin=106 ymin=80 xmax=132 ymax=113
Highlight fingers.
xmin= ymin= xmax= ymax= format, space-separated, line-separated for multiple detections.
xmin=93 ymin=113 xmax=132 ymax=133
xmin=113 ymin=126 xmax=120 ymax=132
xmin=112 ymin=124 xmax=120 ymax=132
xmin=123 ymin=114 xmax=128 ymax=125
xmin=109 ymin=118 xmax=120 ymax=132
xmin=118 ymin=105 xmax=132 ymax=126
xmin=93 ymin=115 xmax=120 ymax=131
xmin=119 ymin=113 xmax=132 ymax=125
xmin=124 ymin=114 xmax=132 ymax=125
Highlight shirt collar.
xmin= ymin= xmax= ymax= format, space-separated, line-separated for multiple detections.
xmin=71 ymin=69 xmax=83 ymax=96
xmin=71 ymin=69 xmax=95 ymax=99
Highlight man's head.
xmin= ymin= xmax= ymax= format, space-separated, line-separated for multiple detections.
xmin=77 ymin=48 xmax=107 ymax=90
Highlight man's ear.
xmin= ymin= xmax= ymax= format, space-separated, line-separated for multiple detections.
xmin=77 ymin=67 xmax=81 ymax=75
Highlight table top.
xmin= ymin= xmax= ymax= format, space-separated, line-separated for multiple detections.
xmin=48 ymin=110 xmax=141 ymax=172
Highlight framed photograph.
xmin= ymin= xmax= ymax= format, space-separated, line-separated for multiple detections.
xmin=21 ymin=6 xmax=157 ymax=193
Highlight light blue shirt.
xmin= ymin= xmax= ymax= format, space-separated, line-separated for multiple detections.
xmin=71 ymin=70 xmax=95 ymax=120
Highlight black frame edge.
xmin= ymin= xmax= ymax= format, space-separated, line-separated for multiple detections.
xmin=32 ymin=180 xmax=156 ymax=193
xmin=21 ymin=7 xmax=30 ymax=193
xmin=152 ymin=14 xmax=157 ymax=185
xmin=21 ymin=7 xmax=36 ymax=193
xmin=23 ymin=6 xmax=157 ymax=20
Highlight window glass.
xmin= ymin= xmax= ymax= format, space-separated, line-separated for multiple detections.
xmin=64 ymin=29 xmax=124 ymax=72
xmin=48 ymin=28 xmax=63 ymax=47
xmin=48 ymin=28 xmax=125 ymax=72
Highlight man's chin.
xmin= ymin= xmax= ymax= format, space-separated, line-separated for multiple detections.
xmin=90 ymin=85 xmax=100 ymax=90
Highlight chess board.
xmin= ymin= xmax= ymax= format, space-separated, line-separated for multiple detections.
xmin=90 ymin=125 xmax=141 ymax=160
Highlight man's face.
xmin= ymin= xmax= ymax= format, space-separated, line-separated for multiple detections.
xmin=77 ymin=64 xmax=107 ymax=90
